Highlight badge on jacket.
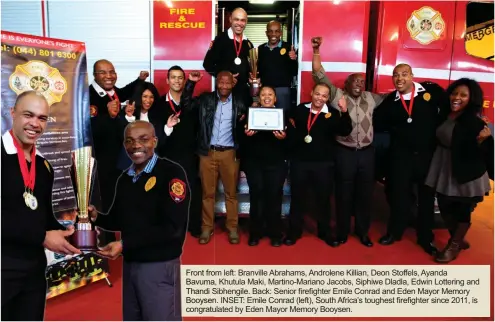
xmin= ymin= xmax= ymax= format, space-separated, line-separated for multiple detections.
xmin=170 ymin=179 xmax=186 ymax=203
xmin=90 ymin=105 xmax=98 ymax=117
xmin=145 ymin=176 xmax=156 ymax=192
xmin=423 ymin=93 xmax=431 ymax=101
xmin=325 ymin=112 xmax=332 ymax=119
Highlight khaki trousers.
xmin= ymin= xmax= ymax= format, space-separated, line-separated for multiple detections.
xmin=199 ymin=149 xmax=239 ymax=232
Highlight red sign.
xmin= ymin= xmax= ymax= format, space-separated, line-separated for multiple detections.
xmin=152 ymin=1 xmax=213 ymax=96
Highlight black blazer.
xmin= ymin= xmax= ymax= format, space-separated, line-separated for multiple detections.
xmin=446 ymin=111 xmax=494 ymax=184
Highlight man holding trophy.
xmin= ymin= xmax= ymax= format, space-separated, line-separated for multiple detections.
xmin=2 ymin=91 xmax=81 ymax=321
xmin=89 ymin=120 xmax=190 ymax=321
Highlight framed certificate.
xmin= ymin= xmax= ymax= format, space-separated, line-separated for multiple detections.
xmin=247 ymin=107 xmax=285 ymax=131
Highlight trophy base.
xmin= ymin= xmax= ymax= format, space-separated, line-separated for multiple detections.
xmin=70 ymin=230 xmax=98 ymax=251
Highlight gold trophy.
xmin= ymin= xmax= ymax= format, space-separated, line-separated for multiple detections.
xmin=69 ymin=146 xmax=98 ymax=251
xmin=248 ymin=48 xmax=260 ymax=100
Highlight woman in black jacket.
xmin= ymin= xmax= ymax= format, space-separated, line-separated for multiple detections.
xmin=425 ymin=78 xmax=493 ymax=263
xmin=243 ymin=86 xmax=288 ymax=247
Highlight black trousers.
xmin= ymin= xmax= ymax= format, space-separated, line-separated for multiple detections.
xmin=170 ymin=154 xmax=202 ymax=234
xmin=334 ymin=145 xmax=375 ymax=237
xmin=386 ymin=150 xmax=435 ymax=243
xmin=288 ymin=161 xmax=334 ymax=238
xmin=2 ymin=272 xmax=46 ymax=321
xmin=244 ymin=160 xmax=287 ymax=239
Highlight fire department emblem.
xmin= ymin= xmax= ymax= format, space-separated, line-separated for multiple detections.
xmin=8 ymin=60 xmax=68 ymax=106
xmin=407 ymin=6 xmax=445 ymax=45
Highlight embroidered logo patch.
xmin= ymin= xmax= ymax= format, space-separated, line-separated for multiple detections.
xmin=423 ymin=93 xmax=431 ymax=101
xmin=170 ymin=179 xmax=186 ymax=203
xmin=90 ymin=105 xmax=98 ymax=117
xmin=325 ymin=112 xmax=332 ymax=119
xmin=44 ymin=160 xmax=51 ymax=172
xmin=280 ymin=48 xmax=286 ymax=55
xmin=145 ymin=176 xmax=156 ymax=192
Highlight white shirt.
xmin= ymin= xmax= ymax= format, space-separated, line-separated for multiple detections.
xmin=305 ymin=103 xmax=330 ymax=114
xmin=91 ymin=80 xmax=115 ymax=98
xmin=394 ymin=82 xmax=425 ymax=101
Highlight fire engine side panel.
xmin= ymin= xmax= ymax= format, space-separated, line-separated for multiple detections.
xmin=299 ymin=0 xmax=370 ymax=103
xmin=451 ymin=1 xmax=494 ymax=122
xmin=374 ymin=1 xmax=456 ymax=94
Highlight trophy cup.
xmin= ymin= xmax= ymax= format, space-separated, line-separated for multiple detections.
xmin=69 ymin=146 xmax=98 ymax=251
xmin=248 ymin=48 xmax=260 ymax=102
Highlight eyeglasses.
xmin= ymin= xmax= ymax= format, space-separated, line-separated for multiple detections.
xmin=124 ymin=136 xmax=154 ymax=145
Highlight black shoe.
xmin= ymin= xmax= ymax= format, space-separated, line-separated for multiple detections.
xmin=283 ymin=236 xmax=297 ymax=246
xmin=336 ymin=236 xmax=348 ymax=244
xmin=270 ymin=238 xmax=282 ymax=247
xmin=189 ymin=231 xmax=201 ymax=238
xmin=359 ymin=235 xmax=373 ymax=247
xmin=248 ymin=236 xmax=260 ymax=246
xmin=379 ymin=234 xmax=397 ymax=245
xmin=325 ymin=237 xmax=340 ymax=247
xmin=418 ymin=241 xmax=438 ymax=255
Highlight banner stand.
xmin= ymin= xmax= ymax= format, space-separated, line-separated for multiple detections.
xmin=1 ymin=31 xmax=111 ymax=299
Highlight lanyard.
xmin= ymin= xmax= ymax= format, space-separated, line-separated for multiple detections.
xmin=233 ymin=34 xmax=243 ymax=57
xmin=10 ymin=130 xmax=36 ymax=192
xmin=307 ymin=105 xmax=322 ymax=133
xmin=399 ymin=84 xmax=416 ymax=118
xmin=167 ymin=93 xmax=181 ymax=117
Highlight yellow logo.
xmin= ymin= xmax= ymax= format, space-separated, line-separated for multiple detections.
xmin=171 ymin=181 xmax=184 ymax=196
xmin=407 ymin=6 xmax=445 ymax=45
xmin=325 ymin=113 xmax=332 ymax=119
xmin=280 ymin=48 xmax=286 ymax=55
xmin=9 ymin=60 xmax=68 ymax=106
xmin=44 ymin=160 xmax=51 ymax=172
xmin=145 ymin=176 xmax=156 ymax=192
xmin=423 ymin=93 xmax=431 ymax=101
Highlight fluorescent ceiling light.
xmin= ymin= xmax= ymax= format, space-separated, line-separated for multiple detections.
xmin=249 ymin=0 xmax=275 ymax=4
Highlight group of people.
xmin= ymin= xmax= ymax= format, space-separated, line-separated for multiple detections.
xmin=2 ymin=6 xmax=493 ymax=322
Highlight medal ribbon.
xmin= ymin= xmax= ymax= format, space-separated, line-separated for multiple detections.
xmin=399 ymin=83 xmax=415 ymax=119
xmin=307 ymin=105 xmax=322 ymax=134
xmin=9 ymin=130 xmax=36 ymax=193
xmin=233 ymin=34 xmax=243 ymax=58
xmin=167 ymin=93 xmax=182 ymax=117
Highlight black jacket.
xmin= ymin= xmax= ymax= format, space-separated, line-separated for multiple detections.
xmin=442 ymin=111 xmax=494 ymax=184
xmin=182 ymin=80 xmax=246 ymax=157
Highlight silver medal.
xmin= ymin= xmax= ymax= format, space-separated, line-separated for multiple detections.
xmin=234 ymin=57 xmax=241 ymax=65
xmin=407 ymin=117 xmax=412 ymax=123
xmin=304 ymin=135 xmax=312 ymax=144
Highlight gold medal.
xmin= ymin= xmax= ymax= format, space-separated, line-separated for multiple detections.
xmin=145 ymin=176 xmax=156 ymax=192
xmin=423 ymin=93 xmax=431 ymax=101
xmin=280 ymin=48 xmax=286 ymax=55
xmin=304 ymin=135 xmax=312 ymax=143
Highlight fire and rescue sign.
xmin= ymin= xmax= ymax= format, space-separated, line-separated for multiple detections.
xmin=407 ymin=6 xmax=445 ymax=45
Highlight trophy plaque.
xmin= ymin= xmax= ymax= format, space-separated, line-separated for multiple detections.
xmin=248 ymin=48 xmax=260 ymax=101
xmin=69 ymin=146 xmax=98 ymax=251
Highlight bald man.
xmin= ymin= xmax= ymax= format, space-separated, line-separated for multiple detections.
xmin=257 ymin=20 xmax=298 ymax=111
xmin=311 ymin=37 xmax=388 ymax=247
xmin=203 ymin=8 xmax=254 ymax=106
xmin=89 ymin=59 xmax=149 ymax=118
xmin=373 ymin=63 xmax=451 ymax=255
xmin=2 ymin=91 xmax=81 ymax=321
xmin=90 ymin=120 xmax=190 ymax=321
xmin=182 ymin=71 xmax=247 ymax=245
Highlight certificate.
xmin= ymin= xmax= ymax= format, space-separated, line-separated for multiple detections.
xmin=247 ymin=107 xmax=285 ymax=131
